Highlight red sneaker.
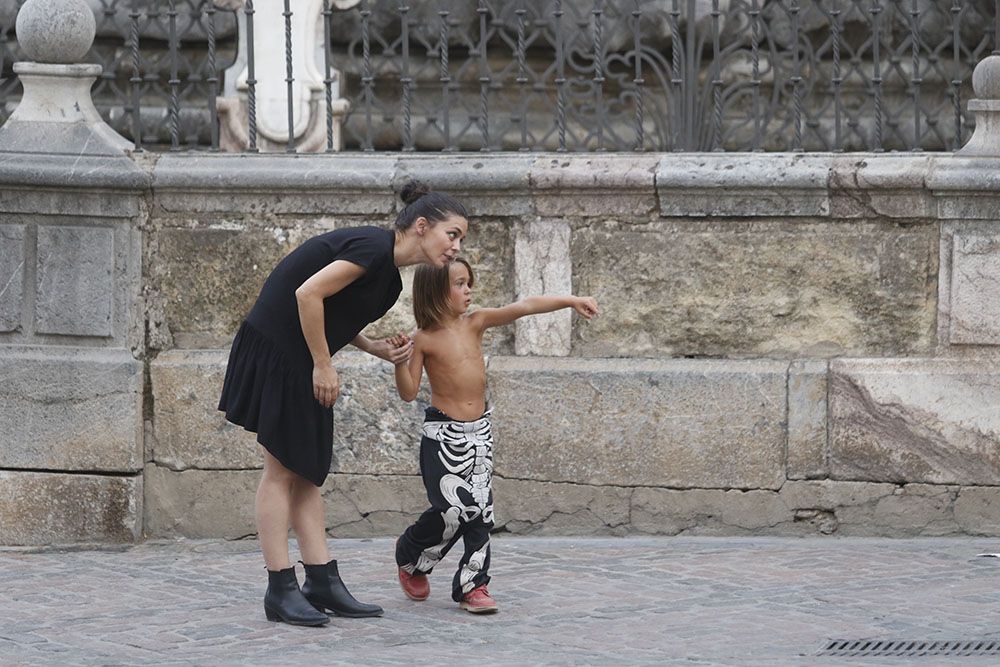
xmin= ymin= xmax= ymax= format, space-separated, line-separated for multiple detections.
xmin=459 ymin=585 xmax=498 ymax=614
xmin=398 ymin=567 xmax=429 ymax=601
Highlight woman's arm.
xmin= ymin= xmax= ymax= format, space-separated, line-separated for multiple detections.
xmin=470 ymin=295 xmax=599 ymax=331
xmin=295 ymin=260 xmax=367 ymax=407
xmin=352 ymin=332 xmax=413 ymax=365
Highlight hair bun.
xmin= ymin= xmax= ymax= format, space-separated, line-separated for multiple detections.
xmin=400 ymin=179 xmax=431 ymax=206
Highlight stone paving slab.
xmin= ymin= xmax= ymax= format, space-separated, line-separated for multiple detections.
xmin=0 ymin=537 xmax=999 ymax=666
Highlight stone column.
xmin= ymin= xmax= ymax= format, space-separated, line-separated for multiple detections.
xmin=0 ymin=0 xmax=146 ymax=545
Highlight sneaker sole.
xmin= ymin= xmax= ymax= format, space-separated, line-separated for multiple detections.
xmin=459 ymin=602 xmax=499 ymax=614
xmin=399 ymin=583 xmax=429 ymax=602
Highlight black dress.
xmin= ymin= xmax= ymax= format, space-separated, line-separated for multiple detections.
xmin=218 ymin=226 xmax=402 ymax=486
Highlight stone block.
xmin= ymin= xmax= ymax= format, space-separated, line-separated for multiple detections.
xmin=530 ymin=154 xmax=658 ymax=217
xmin=630 ymin=487 xmax=791 ymax=535
xmin=0 ymin=347 xmax=142 ymax=472
xmin=572 ymin=220 xmax=936 ymax=358
xmin=494 ymin=478 xmax=631 ymax=535
xmin=153 ymin=154 xmax=397 ymax=215
xmin=488 ymin=357 xmax=787 ymax=489
xmin=0 ymin=224 xmax=25 ymax=332
xmin=657 ymin=153 xmax=830 ymax=217
xmin=829 ymin=155 xmax=935 ymax=219
xmin=35 ymin=225 xmax=113 ymax=336
xmin=829 ymin=358 xmax=1000 ymax=485
xmin=954 ymin=486 xmax=1000 ymax=535
xmin=927 ymin=155 xmax=1000 ymax=220
xmin=787 ymin=360 xmax=829 ymax=479
xmin=150 ymin=350 xmax=261 ymax=470
xmin=394 ymin=155 xmax=533 ymax=218
xmin=949 ymin=234 xmax=1000 ymax=345
xmin=0 ymin=471 xmax=141 ymax=545
xmin=514 ymin=221 xmax=572 ymax=356
xmin=143 ymin=465 xmax=257 ymax=539
xmin=324 ymin=473 xmax=426 ymax=538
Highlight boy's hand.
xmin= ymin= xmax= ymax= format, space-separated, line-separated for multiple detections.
xmin=371 ymin=335 xmax=413 ymax=365
xmin=573 ymin=296 xmax=599 ymax=320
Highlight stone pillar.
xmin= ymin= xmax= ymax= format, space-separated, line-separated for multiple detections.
xmin=514 ymin=221 xmax=572 ymax=356
xmin=217 ymin=0 xmax=359 ymax=152
xmin=957 ymin=54 xmax=1000 ymax=156
xmin=0 ymin=0 xmax=146 ymax=545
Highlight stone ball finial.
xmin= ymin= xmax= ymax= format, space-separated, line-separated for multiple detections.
xmin=972 ymin=54 xmax=1000 ymax=100
xmin=16 ymin=0 xmax=96 ymax=64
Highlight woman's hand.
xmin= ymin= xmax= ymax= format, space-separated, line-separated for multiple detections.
xmin=371 ymin=334 xmax=414 ymax=366
xmin=572 ymin=296 xmax=600 ymax=320
xmin=313 ymin=363 xmax=340 ymax=408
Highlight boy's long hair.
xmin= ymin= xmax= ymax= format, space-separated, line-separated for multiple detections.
xmin=413 ymin=258 xmax=474 ymax=330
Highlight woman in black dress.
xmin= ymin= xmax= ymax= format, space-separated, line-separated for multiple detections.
xmin=219 ymin=181 xmax=469 ymax=626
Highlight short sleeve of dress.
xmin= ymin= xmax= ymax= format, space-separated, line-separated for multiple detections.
xmin=334 ymin=232 xmax=387 ymax=270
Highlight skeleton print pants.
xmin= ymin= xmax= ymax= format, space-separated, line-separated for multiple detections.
xmin=396 ymin=406 xmax=494 ymax=601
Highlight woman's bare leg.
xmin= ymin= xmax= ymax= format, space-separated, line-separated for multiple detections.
xmin=290 ymin=477 xmax=331 ymax=565
xmin=256 ymin=448 xmax=298 ymax=570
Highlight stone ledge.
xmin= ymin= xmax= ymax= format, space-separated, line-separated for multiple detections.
xmin=0 ymin=471 xmax=141 ymax=545
xmin=0 ymin=346 xmax=142 ymax=472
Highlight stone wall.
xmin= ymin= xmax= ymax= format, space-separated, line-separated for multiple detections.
xmin=2 ymin=151 xmax=999 ymax=544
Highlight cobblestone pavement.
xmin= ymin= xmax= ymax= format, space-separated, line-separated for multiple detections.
xmin=1 ymin=536 xmax=999 ymax=666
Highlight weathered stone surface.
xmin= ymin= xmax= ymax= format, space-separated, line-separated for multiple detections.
xmin=394 ymin=155 xmax=533 ymax=218
xmin=927 ymin=156 xmax=1000 ymax=220
xmin=0 ymin=347 xmax=142 ymax=471
xmin=489 ymin=357 xmax=787 ymax=489
xmin=153 ymin=154 xmax=397 ymax=215
xmin=954 ymin=486 xmax=1000 ymax=535
xmin=150 ymin=350 xmax=260 ymax=470
xmin=530 ymin=154 xmax=658 ymax=217
xmin=16 ymin=0 xmax=96 ymax=64
xmin=494 ymin=478 xmax=631 ymax=536
xmin=35 ymin=225 xmax=114 ymax=336
xmin=329 ymin=352 xmax=429 ymax=476
xmin=324 ymin=473 xmax=426 ymax=538
xmin=150 ymin=227 xmax=296 ymax=348
xmin=0 ymin=224 xmax=25 ymax=332
xmin=0 ymin=471 xmax=140 ymax=545
xmin=630 ymin=487 xmax=791 ymax=535
xmin=787 ymin=360 xmax=828 ymax=480
xmin=143 ymin=465 xmax=257 ymax=539
xmin=829 ymin=358 xmax=1000 ymax=485
xmin=829 ymin=155 xmax=935 ymax=219
xmin=572 ymin=220 xmax=937 ymax=358
xmin=514 ymin=220 xmax=571 ymax=356
xmin=949 ymin=234 xmax=1000 ymax=345
xmin=657 ymin=153 xmax=830 ymax=217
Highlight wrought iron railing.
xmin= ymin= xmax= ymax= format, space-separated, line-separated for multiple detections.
xmin=0 ymin=0 xmax=997 ymax=152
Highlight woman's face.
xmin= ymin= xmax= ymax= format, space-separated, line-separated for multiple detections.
xmin=419 ymin=214 xmax=468 ymax=268
xmin=447 ymin=261 xmax=473 ymax=315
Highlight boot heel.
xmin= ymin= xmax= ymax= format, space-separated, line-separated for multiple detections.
xmin=264 ymin=605 xmax=281 ymax=622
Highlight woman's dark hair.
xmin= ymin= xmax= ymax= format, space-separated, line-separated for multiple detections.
xmin=394 ymin=180 xmax=468 ymax=231
xmin=413 ymin=257 xmax=474 ymax=330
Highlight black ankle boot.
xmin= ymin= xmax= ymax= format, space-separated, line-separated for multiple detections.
xmin=301 ymin=559 xmax=384 ymax=618
xmin=264 ymin=566 xmax=330 ymax=626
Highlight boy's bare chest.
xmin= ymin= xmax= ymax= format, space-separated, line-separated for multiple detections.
xmin=426 ymin=327 xmax=481 ymax=366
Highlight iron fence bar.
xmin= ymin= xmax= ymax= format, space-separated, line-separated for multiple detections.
xmin=996 ymin=0 xmax=1000 ymax=55
xmin=439 ymin=9 xmax=452 ymax=151
xmin=670 ymin=0 xmax=681 ymax=151
xmin=477 ymin=0 xmax=490 ymax=151
xmin=750 ymin=0 xmax=761 ymax=151
xmin=206 ymin=0 xmax=220 ymax=152
xmin=632 ymin=0 xmax=644 ymax=151
xmin=910 ymin=0 xmax=921 ymax=151
xmin=400 ymin=3 xmax=413 ymax=151
xmin=361 ymin=0 xmax=373 ymax=152
xmin=515 ymin=7 xmax=529 ymax=151
xmin=831 ymin=1 xmax=842 ymax=151
xmin=129 ymin=0 xmax=143 ymax=151
xmin=791 ymin=0 xmax=803 ymax=152
xmin=871 ymin=0 xmax=883 ymax=152
xmin=283 ymin=0 xmax=295 ymax=153
xmin=555 ymin=0 xmax=566 ymax=151
xmin=323 ymin=0 xmax=334 ymax=152
xmin=246 ymin=0 xmax=259 ymax=152
xmin=593 ymin=0 xmax=605 ymax=151
xmin=710 ymin=0 xmax=722 ymax=150
xmin=167 ymin=0 xmax=181 ymax=150
xmin=952 ymin=0 xmax=962 ymax=149
xmin=684 ymin=0 xmax=696 ymax=150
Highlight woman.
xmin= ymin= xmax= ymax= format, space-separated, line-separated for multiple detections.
xmin=219 ymin=180 xmax=469 ymax=626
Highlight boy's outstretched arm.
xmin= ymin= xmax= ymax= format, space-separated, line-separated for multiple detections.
xmin=391 ymin=333 xmax=425 ymax=402
xmin=471 ymin=295 xmax=599 ymax=330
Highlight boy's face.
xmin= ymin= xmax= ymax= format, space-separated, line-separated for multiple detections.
xmin=447 ymin=262 xmax=473 ymax=315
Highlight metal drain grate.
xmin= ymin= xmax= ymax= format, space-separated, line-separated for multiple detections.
xmin=819 ymin=640 xmax=1000 ymax=657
